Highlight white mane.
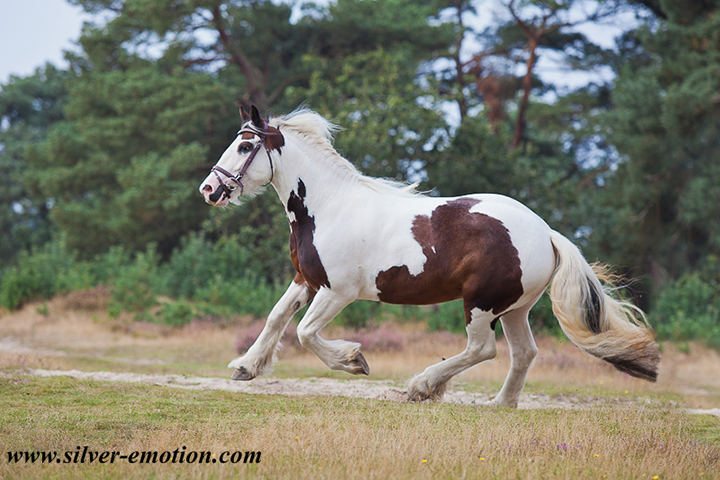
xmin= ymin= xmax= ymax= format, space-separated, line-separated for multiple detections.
xmin=269 ymin=108 xmax=420 ymax=197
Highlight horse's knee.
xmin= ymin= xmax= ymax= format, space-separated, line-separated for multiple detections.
xmin=296 ymin=323 xmax=314 ymax=348
xmin=513 ymin=344 xmax=538 ymax=368
xmin=467 ymin=339 xmax=497 ymax=361
xmin=527 ymin=344 xmax=539 ymax=362
xmin=483 ymin=341 xmax=498 ymax=360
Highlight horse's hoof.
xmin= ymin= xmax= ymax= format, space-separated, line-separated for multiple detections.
xmin=346 ymin=351 xmax=370 ymax=376
xmin=407 ymin=377 xmax=447 ymax=402
xmin=483 ymin=396 xmax=517 ymax=408
xmin=355 ymin=351 xmax=370 ymax=375
xmin=231 ymin=367 xmax=254 ymax=381
xmin=407 ymin=388 xmax=434 ymax=402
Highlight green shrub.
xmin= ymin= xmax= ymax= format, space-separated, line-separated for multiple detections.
xmin=336 ymin=300 xmax=381 ymax=329
xmin=423 ymin=294 xmax=562 ymax=338
xmin=90 ymin=246 xmax=132 ymax=285
xmin=160 ymin=233 xmax=256 ymax=299
xmin=426 ymin=300 xmax=466 ymax=333
xmin=652 ymin=266 xmax=720 ymax=349
xmin=193 ymin=274 xmax=287 ymax=319
xmin=157 ymin=299 xmax=202 ymax=327
xmin=0 ymin=238 xmax=93 ymax=310
xmin=0 ymin=230 xmax=621 ymax=341
xmin=528 ymin=293 xmax=563 ymax=337
xmin=107 ymin=247 xmax=161 ymax=320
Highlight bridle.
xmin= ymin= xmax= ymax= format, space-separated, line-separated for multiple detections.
xmin=211 ymin=120 xmax=281 ymax=198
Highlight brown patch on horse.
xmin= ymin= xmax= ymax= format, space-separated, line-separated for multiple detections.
xmin=287 ymin=179 xmax=330 ymax=294
xmin=375 ymin=198 xmax=524 ymax=324
xmin=265 ymin=125 xmax=285 ymax=153
xmin=239 ymin=122 xmax=284 ymax=153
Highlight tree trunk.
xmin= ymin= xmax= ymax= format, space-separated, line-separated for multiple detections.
xmin=512 ymin=37 xmax=538 ymax=150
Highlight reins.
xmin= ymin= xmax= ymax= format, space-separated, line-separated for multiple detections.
xmin=211 ymin=120 xmax=280 ymax=198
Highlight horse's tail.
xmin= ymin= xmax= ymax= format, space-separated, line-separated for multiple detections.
xmin=548 ymin=231 xmax=660 ymax=382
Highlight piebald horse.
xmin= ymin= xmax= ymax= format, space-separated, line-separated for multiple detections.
xmin=199 ymin=106 xmax=660 ymax=407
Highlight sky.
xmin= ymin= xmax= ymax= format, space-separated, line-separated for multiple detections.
xmin=0 ymin=0 xmax=637 ymax=89
xmin=0 ymin=1 xmax=91 ymax=84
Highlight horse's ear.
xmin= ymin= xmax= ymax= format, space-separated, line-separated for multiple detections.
xmin=250 ymin=105 xmax=264 ymax=129
xmin=240 ymin=106 xmax=251 ymax=122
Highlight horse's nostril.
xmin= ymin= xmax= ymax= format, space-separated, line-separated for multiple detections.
xmin=202 ymin=184 xmax=213 ymax=193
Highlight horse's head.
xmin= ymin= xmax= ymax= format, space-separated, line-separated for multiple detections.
xmin=200 ymin=105 xmax=284 ymax=206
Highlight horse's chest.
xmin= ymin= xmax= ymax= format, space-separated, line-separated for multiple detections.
xmin=289 ymin=222 xmax=330 ymax=293
xmin=286 ymin=179 xmax=331 ymax=294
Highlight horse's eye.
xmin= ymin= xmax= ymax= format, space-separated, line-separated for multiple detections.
xmin=238 ymin=143 xmax=253 ymax=154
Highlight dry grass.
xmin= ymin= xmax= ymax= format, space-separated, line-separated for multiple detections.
xmin=1 ymin=289 xmax=719 ymax=478
xmin=1 ymin=377 xmax=719 ymax=480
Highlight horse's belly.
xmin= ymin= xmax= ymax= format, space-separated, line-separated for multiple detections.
xmin=374 ymin=265 xmax=464 ymax=305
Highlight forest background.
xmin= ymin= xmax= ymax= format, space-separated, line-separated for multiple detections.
xmin=1 ymin=0 xmax=719 ymax=348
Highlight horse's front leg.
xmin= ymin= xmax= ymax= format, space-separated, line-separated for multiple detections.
xmin=228 ymin=281 xmax=310 ymax=380
xmin=296 ymin=289 xmax=369 ymax=375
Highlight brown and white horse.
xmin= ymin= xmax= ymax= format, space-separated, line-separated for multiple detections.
xmin=199 ymin=106 xmax=660 ymax=407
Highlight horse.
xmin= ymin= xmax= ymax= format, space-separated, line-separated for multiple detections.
xmin=199 ymin=105 xmax=660 ymax=408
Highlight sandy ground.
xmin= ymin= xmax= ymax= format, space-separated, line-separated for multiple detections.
xmin=25 ymin=367 xmax=715 ymax=415
xmin=1 ymin=289 xmax=719 ymax=417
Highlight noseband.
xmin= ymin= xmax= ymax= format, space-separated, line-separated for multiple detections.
xmin=211 ymin=121 xmax=280 ymax=198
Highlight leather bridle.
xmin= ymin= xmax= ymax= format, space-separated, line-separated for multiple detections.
xmin=210 ymin=120 xmax=280 ymax=198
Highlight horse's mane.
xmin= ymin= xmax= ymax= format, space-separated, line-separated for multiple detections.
xmin=269 ymin=108 xmax=420 ymax=197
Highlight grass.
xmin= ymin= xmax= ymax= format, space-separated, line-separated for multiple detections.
xmin=2 ymin=290 xmax=720 ymax=478
xmin=1 ymin=375 xmax=719 ymax=480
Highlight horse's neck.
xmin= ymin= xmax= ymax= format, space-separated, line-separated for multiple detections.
xmin=271 ymin=139 xmax=360 ymax=215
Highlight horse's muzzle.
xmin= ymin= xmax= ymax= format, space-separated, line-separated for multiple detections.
xmin=199 ymin=174 xmax=230 ymax=206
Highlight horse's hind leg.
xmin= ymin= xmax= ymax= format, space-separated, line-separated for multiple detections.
xmin=408 ymin=308 xmax=497 ymax=402
xmin=488 ymin=300 xmax=539 ymax=408
xmin=296 ymin=289 xmax=369 ymax=375
xmin=229 ymin=281 xmax=310 ymax=380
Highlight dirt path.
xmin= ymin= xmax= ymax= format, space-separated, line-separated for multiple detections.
xmin=21 ymin=368 xmax=718 ymax=417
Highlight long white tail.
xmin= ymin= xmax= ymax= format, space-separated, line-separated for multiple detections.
xmin=548 ymin=231 xmax=660 ymax=382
